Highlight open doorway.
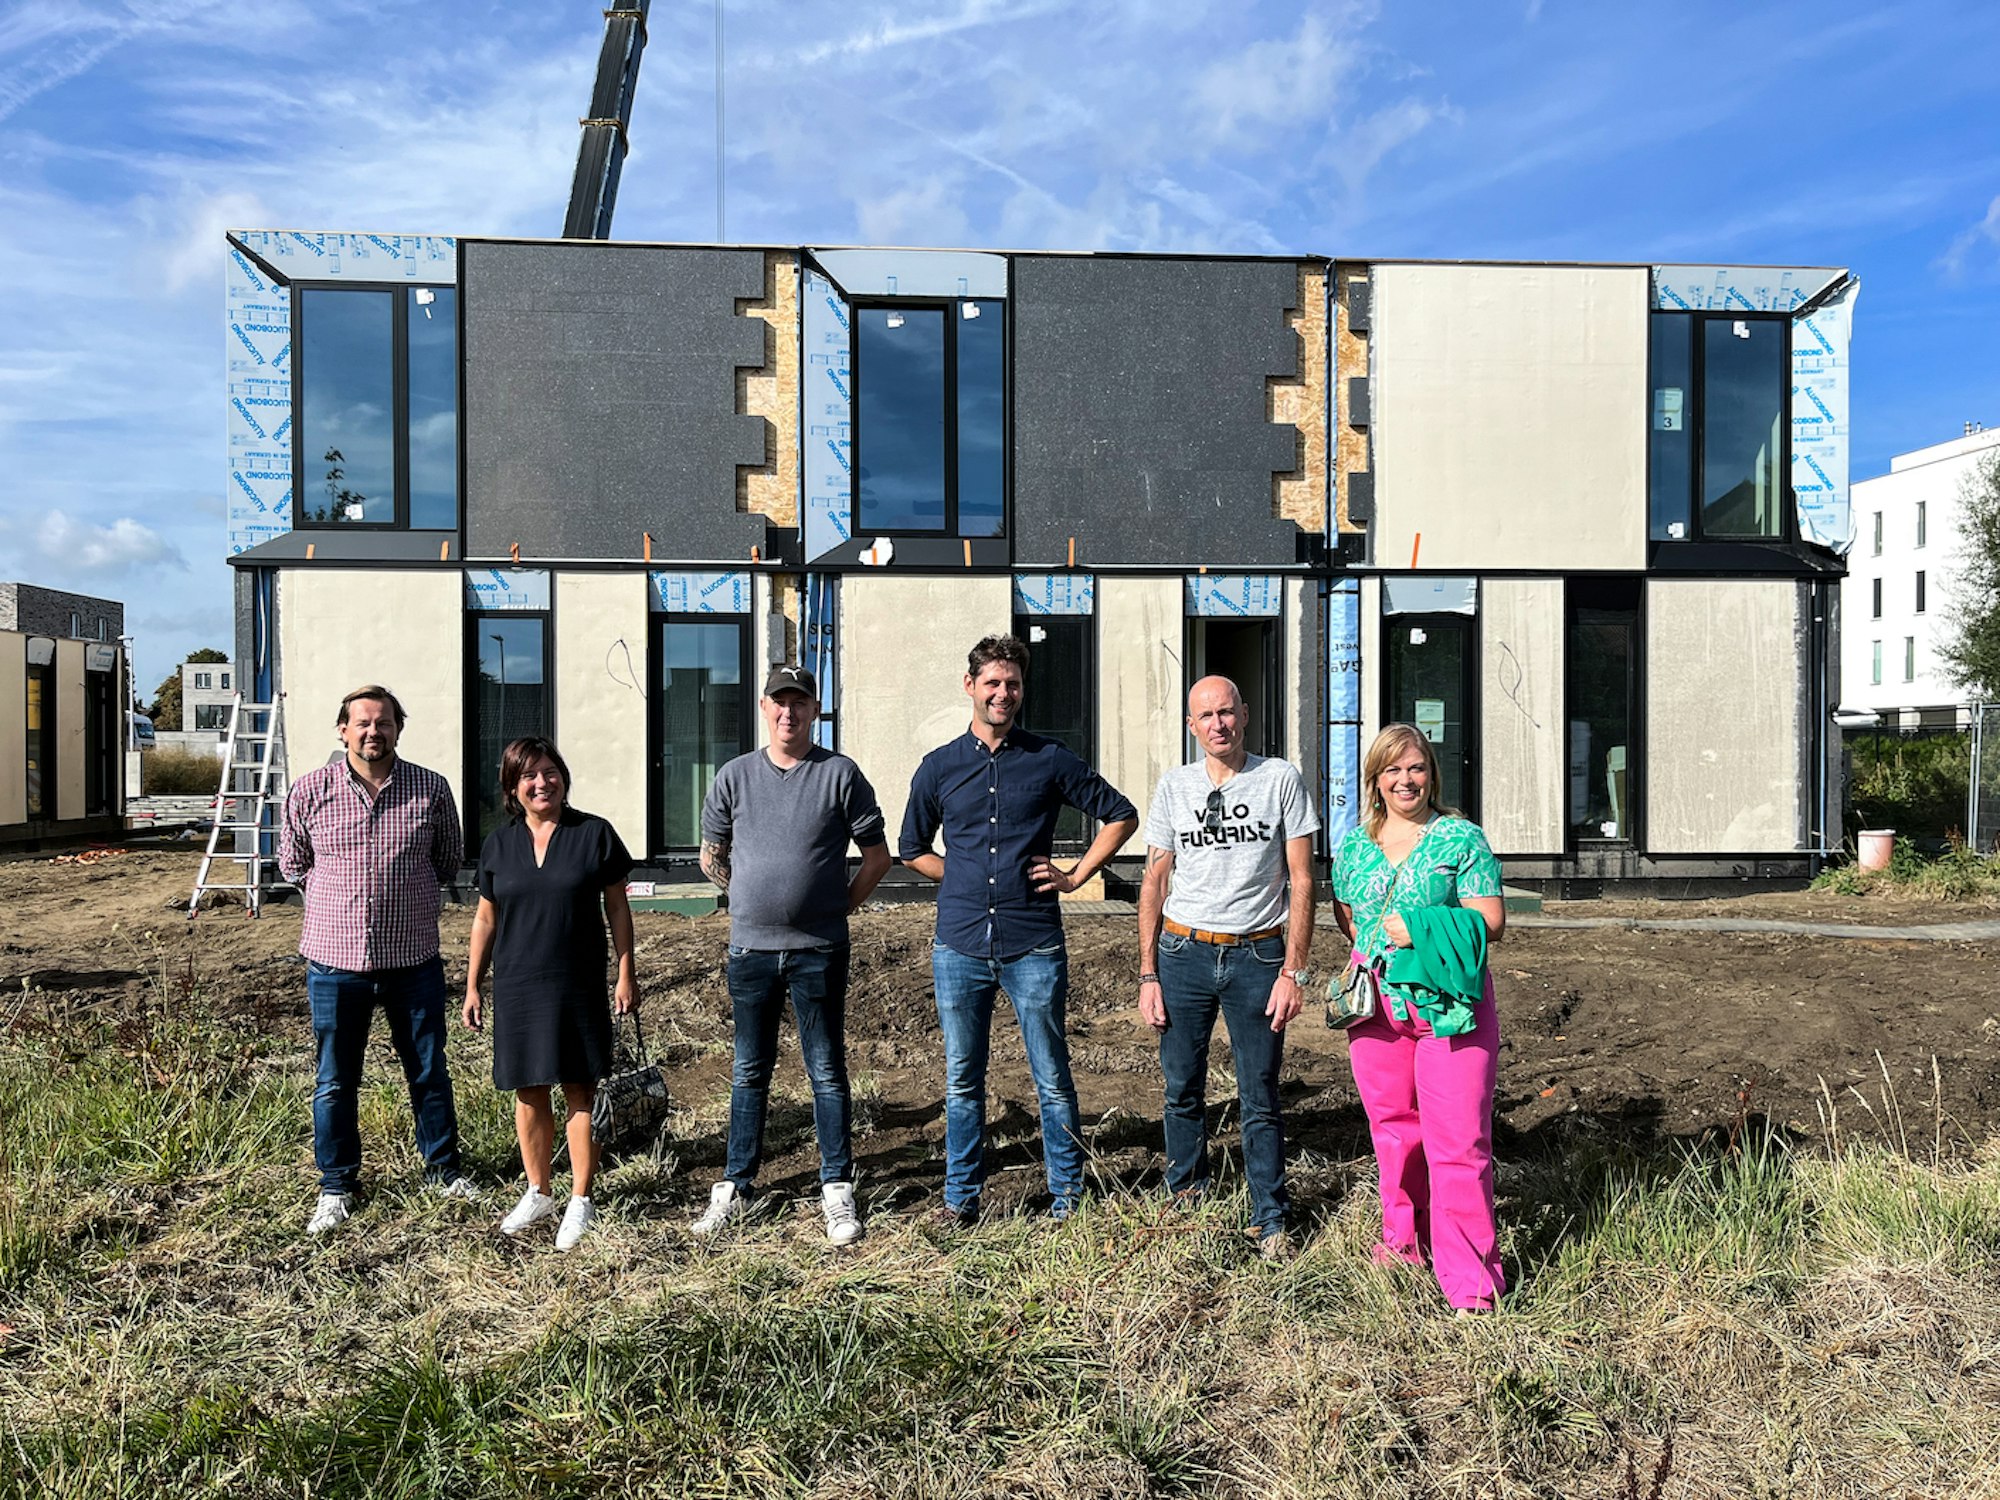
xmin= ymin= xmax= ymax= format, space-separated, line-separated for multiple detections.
xmin=1186 ymin=617 xmax=1282 ymax=759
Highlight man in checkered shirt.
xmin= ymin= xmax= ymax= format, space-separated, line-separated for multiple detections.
xmin=279 ymin=684 xmax=469 ymax=1236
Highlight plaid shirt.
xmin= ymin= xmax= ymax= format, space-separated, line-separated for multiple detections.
xmin=278 ymin=757 xmax=463 ymax=972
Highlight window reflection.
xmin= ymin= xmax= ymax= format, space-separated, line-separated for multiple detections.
xmin=473 ymin=617 xmax=549 ymax=846
xmin=300 ymin=289 xmax=396 ymax=524
xmin=857 ymin=307 xmax=947 ymax=531
xmin=655 ymin=621 xmax=745 ymax=850
xmin=958 ymin=306 xmax=1006 ymax=537
xmin=1700 ymin=319 xmax=1784 ymax=539
xmin=407 ymin=287 xmax=459 ymax=530
xmin=1647 ymin=314 xmax=1692 ymax=540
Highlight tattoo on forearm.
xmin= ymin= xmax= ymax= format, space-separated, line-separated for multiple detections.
xmin=699 ymin=840 xmax=732 ymax=890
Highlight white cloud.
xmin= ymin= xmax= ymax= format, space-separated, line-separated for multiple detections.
xmin=1941 ymin=192 xmax=2000 ymax=278
xmin=1193 ymin=11 xmax=1362 ymax=150
xmin=36 ymin=513 xmax=187 ymax=572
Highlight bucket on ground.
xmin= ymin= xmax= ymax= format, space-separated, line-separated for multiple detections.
xmin=1858 ymin=829 xmax=1896 ymax=871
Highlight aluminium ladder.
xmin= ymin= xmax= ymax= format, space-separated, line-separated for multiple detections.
xmin=189 ymin=694 xmax=289 ymax=918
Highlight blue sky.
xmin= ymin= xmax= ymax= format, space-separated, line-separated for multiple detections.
xmin=1 ymin=0 xmax=1997 ymax=692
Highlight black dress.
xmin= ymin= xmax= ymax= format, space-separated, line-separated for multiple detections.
xmin=477 ymin=807 xmax=635 ymax=1091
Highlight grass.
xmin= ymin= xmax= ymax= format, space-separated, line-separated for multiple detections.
xmin=1810 ymin=835 xmax=2000 ymax=900
xmin=5 ymin=973 xmax=2000 ymax=1496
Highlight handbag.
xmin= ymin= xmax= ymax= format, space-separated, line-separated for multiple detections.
xmin=564 ymin=1009 xmax=671 ymax=1161
xmin=1325 ymin=841 xmax=1416 ymax=1030
xmin=1325 ymin=959 xmax=1379 ymax=1029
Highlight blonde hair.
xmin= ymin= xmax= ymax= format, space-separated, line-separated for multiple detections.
xmin=1361 ymin=723 xmax=1458 ymax=842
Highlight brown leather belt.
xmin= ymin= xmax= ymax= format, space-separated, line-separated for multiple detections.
xmin=1163 ymin=918 xmax=1282 ymax=946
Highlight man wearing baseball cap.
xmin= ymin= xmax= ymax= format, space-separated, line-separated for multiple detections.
xmin=690 ymin=664 xmax=890 ymax=1245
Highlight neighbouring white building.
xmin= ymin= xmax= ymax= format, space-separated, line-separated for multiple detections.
xmin=1842 ymin=423 xmax=2000 ymax=728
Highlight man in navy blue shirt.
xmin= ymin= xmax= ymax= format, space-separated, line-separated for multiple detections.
xmin=900 ymin=634 xmax=1138 ymax=1225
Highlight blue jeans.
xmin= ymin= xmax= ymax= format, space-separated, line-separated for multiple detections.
xmin=724 ymin=945 xmax=853 ymax=1189
xmin=931 ymin=939 xmax=1083 ymax=1211
xmin=1157 ymin=931 xmax=1290 ymax=1232
xmin=307 ymin=956 xmax=461 ymax=1194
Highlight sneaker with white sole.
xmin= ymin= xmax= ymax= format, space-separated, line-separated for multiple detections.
xmin=555 ymin=1196 xmax=595 ymax=1252
xmin=821 ymin=1181 xmax=862 ymax=1246
xmin=431 ymin=1175 xmax=479 ymax=1201
xmin=500 ymin=1185 xmax=561 ymax=1236
xmin=690 ymin=1180 xmax=748 ymax=1237
xmin=306 ymin=1191 xmax=353 ymax=1237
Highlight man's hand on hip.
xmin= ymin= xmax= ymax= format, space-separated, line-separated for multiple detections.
xmin=1028 ymin=857 xmax=1081 ymax=894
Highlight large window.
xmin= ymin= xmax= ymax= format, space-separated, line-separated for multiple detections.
xmin=1567 ymin=580 xmax=1640 ymax=845
xmin=1649 ymin=313 xmax=1789 ymax=542
xmin=296 ymin=285 xmax=458 ymax=530
xmin=24 ymin=652 xmax=52 ymax=819
xmin=651 ymin=618 xmax=750 ymax=853
xmin=468 ymin=613 xmax=551 ymax=849
xmin=1384 ymin=616 xmax=1474 ymax=816
xmin=194 ymin=703 xmax=230 ymax=731
xmin=853 ymin=300 xmax=1005 ymax=536
xmin=1015 ymin=613 xmax=1094 ymax=853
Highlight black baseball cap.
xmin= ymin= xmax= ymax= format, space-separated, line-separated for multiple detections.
xmin=761 ymin=664 xmax=819 ymax=700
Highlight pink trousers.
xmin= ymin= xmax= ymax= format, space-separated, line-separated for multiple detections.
xmin=1345 ymin=983 xmax=1505 ymax=1310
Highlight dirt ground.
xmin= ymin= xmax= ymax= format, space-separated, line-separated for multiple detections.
xmin=6 ymin=850 xmax=1999 ymax=1214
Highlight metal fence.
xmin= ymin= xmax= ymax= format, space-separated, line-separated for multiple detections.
xmin=1972 ymin=704 xmax=2000 ymax=854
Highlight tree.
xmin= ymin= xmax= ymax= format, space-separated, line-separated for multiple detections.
xmin=148 ymin=647 xmax=229 ymax=729
xmin=1939 ymin=450 xmax=2000 ymax=701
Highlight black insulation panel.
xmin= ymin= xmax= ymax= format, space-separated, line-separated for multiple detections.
xmin=463 ymin=242 xmax=770 ymax=560
xmin=1010 ymin=257 xmax=1308 ymax=568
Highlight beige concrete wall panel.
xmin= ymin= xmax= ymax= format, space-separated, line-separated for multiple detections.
xmin=1269 ymin=263 xmax=1329 ymax=533
xmin=1646 ymin=579 xmax=1803 ymax=854
xmin=1333 ymin=264 xmax=1370 ymax=535
xmin=840 ymin=575 xmax=1011 ymax=842
xmin=737 ymin=252 xmax=801 ymax=525
xmin=1371 ymin=264 xmax=1648 ymax=571
xmin=1480 ymin=579 xmax=1565 ymax=854
xmin=0 ymin=634 xmax=24 ymax=826
xmin=1096 ymin=577 xmax=1186 ymax=832
xmin=278 ymin=569 xmax=465 ymax=813
xmin=554 ymin=572 xmax=650 ymax=854
xmin=54 ymin=639 xmax=85 ymax=820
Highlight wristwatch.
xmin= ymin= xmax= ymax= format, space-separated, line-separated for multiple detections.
xmin=1281 ymin=967 xmax=1311 ymax=986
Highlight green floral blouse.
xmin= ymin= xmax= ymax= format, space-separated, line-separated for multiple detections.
xmin=1331 ymin=816 xmax=1502 ymax=1019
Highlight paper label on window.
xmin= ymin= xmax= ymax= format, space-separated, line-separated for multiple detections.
xmin=1415 ymin=698 xmax=1447 ymax=745
xmin=1653 ymin=387 xmax=1683 ymax=431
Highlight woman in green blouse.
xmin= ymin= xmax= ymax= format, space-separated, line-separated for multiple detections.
xmin=1331 ymin=723 xmax=1507 ymax=1312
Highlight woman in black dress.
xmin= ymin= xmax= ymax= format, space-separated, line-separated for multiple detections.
xmin=462 ymin=737 xmax=636 ymax=1251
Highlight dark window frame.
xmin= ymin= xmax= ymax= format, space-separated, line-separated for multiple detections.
xmin=463 ymin=605 xmax=555 ymax=855
xmin=25 ymin=655 xmax=55 ymax=821
xmin=1649 ymin=310 xmax=1795 ymax=546
xmin=291 ymin=280 xmax=459 ymax=533
xmin=647 ymin=612 xmax=754 ymax=861
xmin=1563 ymin=576 xmax=1646 ymax=853
xmin=1185 ymin=613 xmax=1288 ymax=764
xmin=1915 ymin=570 xmax=1927 ymax=615
xmin=1871 ymin=577 xmax=1882 ymax=620
xmin=1013 ymin=610 xmax=1098 ymax=856
xmin=1378 ymin=610 xmax=1480 ymax=827
xmin=849 ymin=297 xmax=1009 ymax=540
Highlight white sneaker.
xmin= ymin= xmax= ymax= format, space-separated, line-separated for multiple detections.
xmin=555 ymin=1196 xmax=595 ymax=1252
xmin=306 ymin=1192 xmax=353 ymax=1237
xmin=821 ymin=1181 xmax=863 ymax=1246
xmin=431 ymin=1175 xmax=479 ymax=1201
xmin=690 ymin=1181 xmax=747 ymax=1237
xmin=500 ymin=1185 xmax=561 ymax=1236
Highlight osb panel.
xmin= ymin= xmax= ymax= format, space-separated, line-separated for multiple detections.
xmin=1268 ymin=262 xmax=1328 ymax=532
xmin=1334 ymin=262 xmax=1370 ymax=534
xmin=737 ymin=251 xmax=800 ymax=525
